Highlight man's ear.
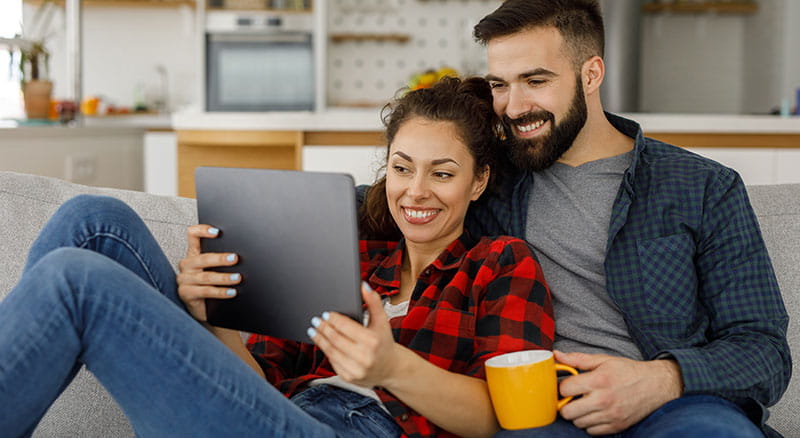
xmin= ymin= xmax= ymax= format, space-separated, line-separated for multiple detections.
xmin=582 ymin=56 xmax=604 ymax=95
xmin=471 ymin=165 xmax=490 ymax=201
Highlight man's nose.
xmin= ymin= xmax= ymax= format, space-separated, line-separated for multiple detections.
xmin=505 ymin=86 xmax=531 ymax=120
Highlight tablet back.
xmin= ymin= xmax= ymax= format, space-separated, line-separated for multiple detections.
xmin=195 ymin=166 xmax=362 ymax=341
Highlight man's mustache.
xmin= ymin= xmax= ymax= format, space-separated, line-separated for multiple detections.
xmin=502 ymin=110 xmax=555 ymax=128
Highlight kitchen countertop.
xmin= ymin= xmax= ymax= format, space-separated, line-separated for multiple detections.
xmin=0 ymin=113 xmax=173 ymax=132
xmin=172 ymin=109 xmax=800 ymax=134
xmin=5 ymin=111 xmax=800 ymax=134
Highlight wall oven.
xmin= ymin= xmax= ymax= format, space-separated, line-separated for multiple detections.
xmin=205 ymin=11 xmax=315 ymax=112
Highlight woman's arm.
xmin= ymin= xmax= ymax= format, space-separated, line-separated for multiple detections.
xmin=384 ymin=344 xmax=499 ymax=438
xmin=311 ymin=285 xmax=499 ymax=438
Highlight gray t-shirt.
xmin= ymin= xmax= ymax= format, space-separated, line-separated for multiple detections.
xmin=526 ymin=151 xmax=642 ymax=360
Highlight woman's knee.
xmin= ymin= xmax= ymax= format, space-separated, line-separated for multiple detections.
xmin=59 ymin=195 xmax=136 ymax=222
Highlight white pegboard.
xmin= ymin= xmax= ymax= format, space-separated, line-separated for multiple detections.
xmin=326 ymin=0 xmax=501 ymax=107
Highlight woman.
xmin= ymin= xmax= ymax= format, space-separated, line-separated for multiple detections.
xmin=0 ymin=77 xmax=553 ymax=438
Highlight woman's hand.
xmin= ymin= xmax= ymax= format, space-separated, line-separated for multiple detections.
xmin=177 ymin=224 xmax=241 ymax=322
xmin=309 ymin=284 xmax=403 ymax=388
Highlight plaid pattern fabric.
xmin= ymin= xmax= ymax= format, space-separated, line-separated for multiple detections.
xmin=247 ymin=232 xmax=554 ymax=438
xmin=465 ymin=112 xmax=791 ymax=428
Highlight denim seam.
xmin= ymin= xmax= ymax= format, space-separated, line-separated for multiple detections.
xmin=79 ymin=233 xmax=161 ymax=289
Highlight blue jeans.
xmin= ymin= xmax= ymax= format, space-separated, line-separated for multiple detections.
xmin=0 ymin=195 xmax=402 ymax=438
xmin=494 ymin=395 xmax=764 ymax=438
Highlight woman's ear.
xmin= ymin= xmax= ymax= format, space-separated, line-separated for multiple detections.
xmin=471 ymin=165 xmax=490 ymax=201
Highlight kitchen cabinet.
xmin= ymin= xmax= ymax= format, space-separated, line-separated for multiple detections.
xmin=173 ymin=112 xmax=800 ymax=196
xmin=0 ymin=126 xmax=144 ymax=190
xmin=144 ymin=131 xmax=177 ymax=196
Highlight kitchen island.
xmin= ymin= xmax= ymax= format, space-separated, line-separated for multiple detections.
xmin=172 ymin=110 xmax=800 ymax=197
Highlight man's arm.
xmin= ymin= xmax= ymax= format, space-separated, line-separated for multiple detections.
xmin=555 ymin=169 xmax=790 ymax=435
xmin=662 ymin=169 xmax=790 ymax=407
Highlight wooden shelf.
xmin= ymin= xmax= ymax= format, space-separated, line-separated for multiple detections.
xmin=206 ymin=7 xmax=310 ymax=12
xmin=329 ymin=33 xmax=411 ymax=44
xmin=24 ymin=0 xmax=196 ymax=7
xmin=643 ymin=2 xmax=757 ymax=14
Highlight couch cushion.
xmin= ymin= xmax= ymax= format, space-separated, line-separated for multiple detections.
xmin=0 ymin=171 xmax=196 ymax=437
xmin=747 ymin=184 xmax=800 ymax=435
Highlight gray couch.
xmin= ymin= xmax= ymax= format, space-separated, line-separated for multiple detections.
xmin=0 ymin=170 xmax=797 ymax=437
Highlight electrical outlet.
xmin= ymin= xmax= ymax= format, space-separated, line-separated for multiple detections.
xmin=64 ymin=155 xmax=97 ymax=184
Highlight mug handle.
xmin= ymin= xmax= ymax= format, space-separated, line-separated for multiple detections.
xmin=555 ymin=364 xmax=580 ymax=410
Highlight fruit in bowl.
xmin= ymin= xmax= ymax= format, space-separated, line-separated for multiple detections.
xmin=408 ymin=66 xmax=459 ymax=90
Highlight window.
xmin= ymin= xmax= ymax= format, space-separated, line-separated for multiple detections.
xmin=1 ymin=0 xmax=24 ymax=119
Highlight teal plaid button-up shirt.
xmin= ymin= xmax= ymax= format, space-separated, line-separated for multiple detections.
xmin=464 ymin=113 xmax=790 ymax=429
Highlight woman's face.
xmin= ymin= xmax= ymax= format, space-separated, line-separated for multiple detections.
xmin=386 ymin=117 xmax=489 ymax=250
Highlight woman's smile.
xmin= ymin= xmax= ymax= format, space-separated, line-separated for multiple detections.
xmin=402 ymin=207 xmax=441 ymax=225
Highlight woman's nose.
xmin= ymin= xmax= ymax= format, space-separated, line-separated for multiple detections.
xmin=406 ymin=175 xmax=430 ymax=200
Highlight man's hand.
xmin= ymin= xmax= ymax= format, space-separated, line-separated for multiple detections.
xmin=555 ymin=351 xmax=683 ymax=435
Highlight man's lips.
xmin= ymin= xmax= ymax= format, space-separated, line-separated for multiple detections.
xmin=513 ymin=119 xmax=548 ymax=138
xmin=402 ymin=207 xmax=440 ymax=225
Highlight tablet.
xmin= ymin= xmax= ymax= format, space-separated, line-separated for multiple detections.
xmin=194 ymin=166 xmax=363 ymax=341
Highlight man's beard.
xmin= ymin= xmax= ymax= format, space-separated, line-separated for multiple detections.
xmin=502 ymin=79 xmax=588 ymax=172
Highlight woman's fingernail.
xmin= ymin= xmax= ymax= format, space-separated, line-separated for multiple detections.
xmin=307 ymin=327 xmax=317 ymax=339
xmin=362 ymin=282 xmax=374 ymax=293
xmin=226 ymin=288 xmax=237 ymax=297
xmin=311 ymin=316 xmax=322 ymax=328
xmin=226 ymin=254 xmax=236 ymax=262
xmin=322 ymin=311 xmax=330 ymax=321
xmin=208 ymin=227 xmax=219 ymax=235
xmin=230 ymin=273 xmax=240 ymax=281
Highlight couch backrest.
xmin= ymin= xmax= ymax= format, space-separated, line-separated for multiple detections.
xmin=0 ymin=172 xmax=797 ymax=436
xmin=747 ymin=184 xmax=800 ymax=435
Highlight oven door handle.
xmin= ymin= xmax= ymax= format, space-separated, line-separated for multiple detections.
xmin=207 ymin=32 xmax=310 ymax=44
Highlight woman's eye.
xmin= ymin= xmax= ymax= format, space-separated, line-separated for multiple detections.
xmin=393 ymin=165 xmax=409 ymax=174
xmin=434 ymin=172 xmax=453 ymax=180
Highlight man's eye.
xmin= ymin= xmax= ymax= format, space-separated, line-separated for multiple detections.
xmin=528 ymin=79 xmax=546 ymax=86
xmin=489 ymin=82 xmax=505 ymax=89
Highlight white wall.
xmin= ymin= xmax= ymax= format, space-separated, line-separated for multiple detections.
xmin=640 ymin=13 xmax=745 ymax=114
xmin=640 ymin=0 xmax=800 ymax=115
xmin=25 ymin=4 xmax=198 ymax=111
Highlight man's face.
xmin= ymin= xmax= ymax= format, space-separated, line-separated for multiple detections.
xmin=486 ymin=27 xmax=588 ymax=171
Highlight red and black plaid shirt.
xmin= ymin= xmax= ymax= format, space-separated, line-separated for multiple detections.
xmin=246 ymin=232 xmax=554 ymax=437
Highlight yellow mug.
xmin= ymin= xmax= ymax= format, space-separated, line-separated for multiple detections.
xmin=485 ymin=350 xmax=579 ymax=430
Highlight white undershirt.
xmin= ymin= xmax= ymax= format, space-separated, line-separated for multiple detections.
xmin=308 ymin=299 xmax=409 ymax=409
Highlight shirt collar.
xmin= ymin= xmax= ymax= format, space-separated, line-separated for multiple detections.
xmin=603 ymin=112 xmax=645 ymax=194
xmin=369 ymin=231 xmax=477 ymax=294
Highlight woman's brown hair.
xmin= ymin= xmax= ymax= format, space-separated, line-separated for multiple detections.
xmin=359 ymin=76 xmax=502 ymax=240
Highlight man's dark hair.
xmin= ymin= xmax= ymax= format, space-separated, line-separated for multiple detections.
xmin=474 ymin=0 xmax=605 ymax=69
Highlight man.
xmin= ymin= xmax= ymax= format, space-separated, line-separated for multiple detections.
xmin=464 ymin=1 xmax=791 ymax=437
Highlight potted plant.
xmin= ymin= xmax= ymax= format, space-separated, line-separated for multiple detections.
xmin=0 ymin=0 xmax=58 ymax=119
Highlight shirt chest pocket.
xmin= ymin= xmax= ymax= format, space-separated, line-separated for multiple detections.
xmin=636 ymin=233 xmax=698 ymax=318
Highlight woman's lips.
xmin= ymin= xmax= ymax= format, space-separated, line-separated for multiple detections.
xmin=402 ymin=207 xmax=440 ymax=225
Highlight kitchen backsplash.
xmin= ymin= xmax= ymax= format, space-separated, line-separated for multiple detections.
xmin=326 ymin=0 xmax=500 ymax=107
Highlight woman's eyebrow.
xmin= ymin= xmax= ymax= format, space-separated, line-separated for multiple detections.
xmin=391 ymin=152 xmax=459 ymax=167
xmin=431 ymin=158 xmax=459 ymax=166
